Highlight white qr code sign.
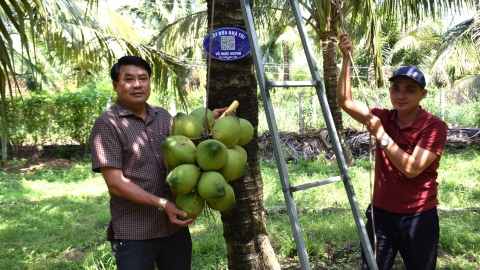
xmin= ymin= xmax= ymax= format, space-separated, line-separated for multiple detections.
xmin=203 ymin=27 xmax=251 ymax=61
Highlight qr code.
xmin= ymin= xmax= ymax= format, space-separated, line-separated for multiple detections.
xmin=221 ymin=36 xmax=235 ymax=50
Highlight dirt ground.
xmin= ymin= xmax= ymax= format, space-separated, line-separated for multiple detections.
xmin=1 ymin=157 xmax=76 ymax=173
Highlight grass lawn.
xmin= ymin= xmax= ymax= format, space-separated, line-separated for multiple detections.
xmin=0 ymin=146 xmax=479 ymax=269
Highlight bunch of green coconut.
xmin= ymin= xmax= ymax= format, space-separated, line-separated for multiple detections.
xmin=161 ymin=105 xmax=254 ymax=220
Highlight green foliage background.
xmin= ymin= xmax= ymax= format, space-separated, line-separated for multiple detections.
xmin=5 ymin=83 xmax=480 ymax=147
xmin=6 ymin=81 xmax=116 ymax=146
xmin=259 ymin=86 xmax=480 ymax=133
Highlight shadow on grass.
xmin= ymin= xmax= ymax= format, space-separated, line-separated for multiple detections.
xmin=1 ymin=191 xmax=112 ymax=269
xmin=1 ymin=162 xmax=479 ymax=269
xmin=265 ymin=208 xmax=480 ymax=269
xmin=439 ymin=180 xmax=480 ymax=208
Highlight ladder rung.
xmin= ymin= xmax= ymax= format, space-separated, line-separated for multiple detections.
xmin=267 ymin=81 xmax=319 ymax=87
xmin=288 ymin=176 xmax=343 ymax=192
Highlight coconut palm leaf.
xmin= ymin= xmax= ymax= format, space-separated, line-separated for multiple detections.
xmin=347 ymin=0 xmax=479 ymax=87
xmin=3 ymin=0 xmax=191 ymax=95
xmin=383 ymin=20 xmax=443 ymax=68
xmin=121 ymin=0 xmax=207 ymax=60
xmin=432 ymin=16 xmax=480 ymax=81
xmin=473 ymin=11 xmax=480 ymax=50
xmin=374 ymin=0 xmax=477 ymax=31
xmin=452 ymin=75 xmax=480 ymax=93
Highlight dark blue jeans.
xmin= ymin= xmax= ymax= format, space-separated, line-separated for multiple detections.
xmin=361 ymin=205 xmax=439 ymax=270
xmin=111 ymin=227 xmax=192 ymax=270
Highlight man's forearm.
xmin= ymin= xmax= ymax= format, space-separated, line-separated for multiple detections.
xmin=381 ymin=141 xmax=437 ymax=179
xmin=337 ymin=57 xmax=352 ymax=106
xmin=108 ymin=178 xmax=160 ymax=207
xmin=101 ymin=167 xmax=161 ymax=207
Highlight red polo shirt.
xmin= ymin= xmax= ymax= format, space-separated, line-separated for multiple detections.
xmin=371 ymin=106 xmax=448 ymax=214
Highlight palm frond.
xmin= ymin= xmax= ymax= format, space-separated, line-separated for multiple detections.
xmin=452 ymin=75 xmax=480 ymax=92
xmin=470 ymin=11 xmax=480 ymax=58
xmin=433 ymin=18 xmax=474 ymax=62
xmin=377 ymin=0 xmax=478 ymax=31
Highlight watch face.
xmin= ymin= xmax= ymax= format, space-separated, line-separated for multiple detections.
xmin=380 ymin=138 xmax=389 ymax=148
xmin=159 ymin=198 xmax=167 ymax=210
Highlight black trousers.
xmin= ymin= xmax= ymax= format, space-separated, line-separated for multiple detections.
xmin=111 ymin=226 xmax=192 ymax=270
xmin=361 ymin=205 xmax=439 ymax=270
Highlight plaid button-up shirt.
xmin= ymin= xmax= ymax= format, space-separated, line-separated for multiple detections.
xmin=90 ymin=100 xmax=180 ymax=240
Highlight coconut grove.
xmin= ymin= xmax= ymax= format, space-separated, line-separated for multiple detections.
xmin=1 ymin=0 xmax=480 ymax=269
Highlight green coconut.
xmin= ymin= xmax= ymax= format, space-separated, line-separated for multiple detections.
xmin=197 ymin=171 xmax=227 ymax=202
xmin=237 ymin=118 xmax=254 ymax=146
xmin=190 ymin=107 xmax=214 ymax=131
xmin=207 ymin=183 xmax=235 ymax=212
xmin=171 ymin=112 xmax=204 ymax=139
xmin=166 ymin=164 xmax=201 ymax=195
xmin=196 ymin=139 xmax=228 ymax=171
xmin=217 ymin=149 xmax=248 ymax=181
xmin=161 ymin=135 xmax=196 ymax=170
xmin=211 ymin=114 xmax=241 ymax=148
xmin=175 ymin=191 xmax=204 ymax=220
xmin=231 ymin=145 xmax=247 ymax=161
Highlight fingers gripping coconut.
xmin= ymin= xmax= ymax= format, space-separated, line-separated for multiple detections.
xmin=159 ymin=196 xmax=197 ymax=226
xmin=161 ymin=101 xmax=254 ymax=220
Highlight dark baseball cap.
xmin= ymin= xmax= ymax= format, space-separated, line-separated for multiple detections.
xmin=389 ymin=66 xmax=426 ymax=88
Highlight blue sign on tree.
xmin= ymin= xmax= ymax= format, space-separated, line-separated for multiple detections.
xmin=203 ymin=27 xmax=251 ymax=61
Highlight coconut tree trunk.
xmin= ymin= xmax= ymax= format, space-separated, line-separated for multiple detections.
xmin=309 ymin=0 xmax=355 ymax=166
xmin=0 ymin=67 xmax=8 ymax=165
xmin=320 ymin=32 xmax=355 ymax=166
xmin=283 ymin=42 xmax=290 ymax=82
xmin=205 ymin=0 xmax=280 ymax=269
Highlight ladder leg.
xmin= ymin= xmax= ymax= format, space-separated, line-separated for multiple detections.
xmin=240 ymin=1 xmax=311 ymax=269
xmin=287 ymin=0 xmax=378 ymax=268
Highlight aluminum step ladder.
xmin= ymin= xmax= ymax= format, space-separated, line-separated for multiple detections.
xmin=239 ymin=0 xmax=378 ymax=269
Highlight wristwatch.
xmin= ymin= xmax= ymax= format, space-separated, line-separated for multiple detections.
xmin=158 ymin=198 xmax=168 ymax=211
xmin=379 ymin=134 xmax=392 ymax=149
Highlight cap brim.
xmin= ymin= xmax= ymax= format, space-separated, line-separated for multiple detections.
xmin=388 ymin=75 xmax=425 ymax=88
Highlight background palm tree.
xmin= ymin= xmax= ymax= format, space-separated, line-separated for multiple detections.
xmin=302 ymin=0 xmax=357 ymax=165
xmin=118 ymin=0 xmax=209 ymax=110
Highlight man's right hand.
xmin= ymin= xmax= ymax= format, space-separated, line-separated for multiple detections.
xmin=365 ymin=113 xmax=386 ymax=141
xmin=163 ymin=200 xmax=196 ymax=226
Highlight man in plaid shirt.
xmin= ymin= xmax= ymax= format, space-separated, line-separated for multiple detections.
xmin=90 ymin=56 xmax=228 ymax=270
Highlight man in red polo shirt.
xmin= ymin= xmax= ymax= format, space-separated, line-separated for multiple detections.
xmin=337 ymin=34 xmax=448 ymax=270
